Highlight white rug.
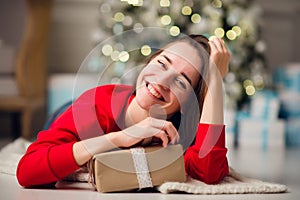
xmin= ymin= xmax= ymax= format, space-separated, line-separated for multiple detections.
xmin=157 ymin=168 xmax=288 ymax=194
xmin=0 ymin=138 xmax=288 ymax=194
xmin=0 ymin=138 xmax=31 ymax=175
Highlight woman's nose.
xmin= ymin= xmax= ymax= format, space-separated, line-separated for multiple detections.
xmin=155 ymin=72 xmax=172 ymax=90
xmin=158 ymin=83 xmax=169 ymax=91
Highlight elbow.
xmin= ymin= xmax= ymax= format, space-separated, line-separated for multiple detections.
xmin=17 ymin=175 xmax=31 ymax=188
xmin=185 ymin=147 xmax=229 ymax=184
xmin=16 ymin=158 xmax=32 ymax=187
xmin=201 ymin=164 xmax=229 ymax=184
xmin=203 ymin=154 xmax=229 ymax=184
xmin=16 ymin=162 xmax=56 ymax=188
xmin=187 ymin=162 xmax=229 ymax=184
xmin=16 ymin=156 xmax=51 ymax=188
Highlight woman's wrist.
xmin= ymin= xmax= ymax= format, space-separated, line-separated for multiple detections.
xmin=206 ymin=66 xmax=224 ymax=86
xmin=73 ymin=133 xmax=123 ymax=166
xmin=106 ymin=131 xmax=125 ymax=147
xmin=73 ymin=141 xmax=93 ymax=166
xmin=108 ymin=131 xmax=141 ymax=148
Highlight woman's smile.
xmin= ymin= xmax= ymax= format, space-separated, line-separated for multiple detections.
xmin=146 ymin=82 xmax=165 ymax=102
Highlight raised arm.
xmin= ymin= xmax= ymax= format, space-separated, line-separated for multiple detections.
xmin=184 ymin=37 xmax=230 ymax=184
xmin=200 ymin=37 xmax=230 ymax=124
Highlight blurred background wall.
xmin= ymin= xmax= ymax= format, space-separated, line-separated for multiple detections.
xmin=45 ymin=0 xmax=300 ymax=74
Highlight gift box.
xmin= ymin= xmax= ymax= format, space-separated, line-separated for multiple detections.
xmin=285 ymin=118 xmax=300 ymax=147
xmin=250 ymin=90 xmax=280 ymax=120
xmin=279 ymin=91 xmax=300 ymax=119
xmin=92 ymin=144 xmax=186 ymax=193
xmin=238 ymin=118 xmax=285 ymax=150
xmin=274 ymin=63 xmax=300 ymax=93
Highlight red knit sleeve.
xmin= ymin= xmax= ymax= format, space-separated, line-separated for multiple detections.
xmin=184 ymin=123 xmax=229 ymax=184
xmin=16 ymin=85 xmax=131 ymax=187
xmin=16 ymin=131 xmax=80 ymax=187
xmin=16 ymin=87 xmax=103 ymax=187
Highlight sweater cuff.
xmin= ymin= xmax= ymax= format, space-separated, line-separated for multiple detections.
xmin=195 ymin=123 xmax=225 ymax=149
xmin=48 ymin=142 xmax=80 ymax=179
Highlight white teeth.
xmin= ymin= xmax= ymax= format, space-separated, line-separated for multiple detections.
xmin=147 ymin=84 xmax=162 ymax=99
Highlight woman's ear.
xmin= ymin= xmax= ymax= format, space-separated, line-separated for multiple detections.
xmin=180 ymin=109 xmax=184 ymax=115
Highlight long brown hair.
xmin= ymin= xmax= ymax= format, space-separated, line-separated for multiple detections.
xmin=142 ymin=34 xmax=210 ymax=150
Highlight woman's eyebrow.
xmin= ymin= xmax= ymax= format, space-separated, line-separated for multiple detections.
xmin=162 ymin=54 xmax=192 ymax=85
xmin=181 ymin=73 xmax=192 ymax=85
xmin=162 ymin=54 xmax=172 ymax=64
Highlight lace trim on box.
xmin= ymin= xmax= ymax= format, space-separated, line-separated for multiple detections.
xmin=130 ymin=148 xmax=153 ymax=189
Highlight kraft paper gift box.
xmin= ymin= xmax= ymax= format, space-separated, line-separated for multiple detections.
xmin=92 ymin=144 xmax=186 ymax=193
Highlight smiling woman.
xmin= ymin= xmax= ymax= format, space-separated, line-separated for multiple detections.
xmin=16 ymin=34 xmax=230 ymax=188
xmin=133 ymin=43 xmax=200 ymax=117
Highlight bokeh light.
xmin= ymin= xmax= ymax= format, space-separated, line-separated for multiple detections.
xmin=191 ymin=14 xmax=201 ymax=23
xmin=232 ymin=25 xmax=242 ymax=36
xmin=160 ymin=0 xmax=170 ymax=7
xmin=169 ymin=26 xmax=180 ymax=36
xmin=114 ymin=12 xmax=124 ymax=22
xmin=161 ymin=15 xmax=172 ymax=25
xmin=243 ymin=79 xmax=253 ymax=88
xmin=111 ymin=50 xmax=120 ymax=61
xmin=181 ymin=6 xmax=192 ymax=15
xmin=141 ymin=45 xmax=152 ymax=56
xmin=245 ymin=85 xmax=256 ymax=96
xmin=226 ymin=30 xmax=237 ymax=40
xmin=119 ymin=51 xmax=130 ymax=62
xmin=102 ymin=44 xmax=113 ymax=56
xmin=214 ymin=27 xmax=225 ymax=38
xmin=212 ymin=0 xmax=222 ymax=8
xmin=133 ymin=23 xmax=143 ymax=33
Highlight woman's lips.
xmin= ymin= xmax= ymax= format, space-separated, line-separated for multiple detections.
xmin=146 ymin=82 xmax=165 ymax=101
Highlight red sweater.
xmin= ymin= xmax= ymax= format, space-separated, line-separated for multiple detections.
xmin=17 ymin=84 xmax=228 ymax=187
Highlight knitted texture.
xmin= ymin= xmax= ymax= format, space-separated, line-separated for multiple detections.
xmin=157 ymin=168 xmax=288 ymax=194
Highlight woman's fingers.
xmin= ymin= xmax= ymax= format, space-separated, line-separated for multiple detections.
xmin=120 ymin=117 xmax=179 ymax=147
xmin=208 ymin=37 xmax=230 ymax=78
xmin=148 ymin=118 xmax=180 ymax=144
xmin=155 ymin=130 xmax=169 ymax=147
xmin=209 ymin=37 xmax=224 ymax=53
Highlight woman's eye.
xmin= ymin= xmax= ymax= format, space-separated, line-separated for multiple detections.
xmin=158 ymin=60 xmax=167 ymax=69
xmin=176 ymin=78 xmax=187 ymax=89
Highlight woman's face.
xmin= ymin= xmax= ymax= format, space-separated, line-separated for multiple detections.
xmin=135 ymin=41 xmax=202 ymax=117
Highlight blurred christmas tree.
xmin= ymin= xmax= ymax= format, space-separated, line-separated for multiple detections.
xmin=90 ymin=0 xmax=268 ymax=108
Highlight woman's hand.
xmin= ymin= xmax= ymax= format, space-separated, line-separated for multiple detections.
xmin=208 ymin=37 xmax=230 ymax=78
xmin=112 ymin=117 xmax=180 ymax=148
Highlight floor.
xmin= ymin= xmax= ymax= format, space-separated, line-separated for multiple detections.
xmin=0 ymin=137 xmax=300 ymax=200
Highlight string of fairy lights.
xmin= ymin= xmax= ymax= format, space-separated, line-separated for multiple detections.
xmin=90 ymin=0 xmax=267 ymax=105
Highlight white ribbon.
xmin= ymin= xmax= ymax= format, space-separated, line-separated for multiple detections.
xmin=130 ymin=148 xmax=153 ymax=189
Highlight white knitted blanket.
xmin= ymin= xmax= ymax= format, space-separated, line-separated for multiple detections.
xmin=0 ymin=138 xmax=288 ymax=194
xmin=157 ymin=168 xmax=288 ymax=194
